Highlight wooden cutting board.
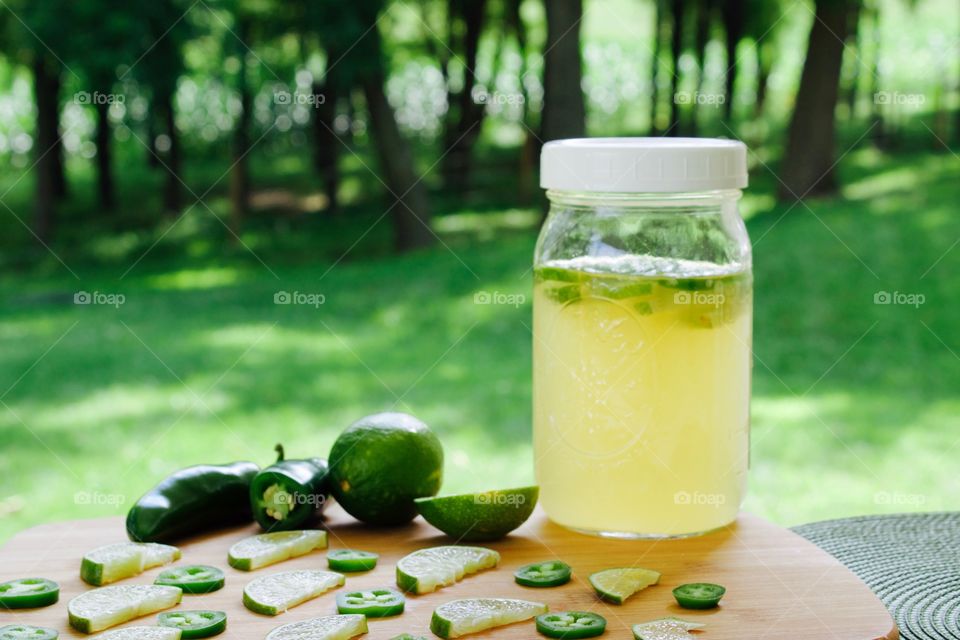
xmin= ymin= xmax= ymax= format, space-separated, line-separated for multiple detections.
xmin=0 ymin=507 xmax=897 ymax=640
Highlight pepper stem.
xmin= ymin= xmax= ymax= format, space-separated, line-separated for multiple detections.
xmin=274 ymin=443 xmax=285 ymax=462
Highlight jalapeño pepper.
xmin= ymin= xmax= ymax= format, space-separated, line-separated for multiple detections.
xmin=126 ymin=461 xmax=259 ymax=543
xmin=250 ymin=445 xmax=330 ymax=531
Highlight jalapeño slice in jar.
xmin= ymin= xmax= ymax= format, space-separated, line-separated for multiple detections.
xmin=672 ymin=583 xmax=726 ymax=609
xmin=0 ymin=578 xmax=59 ymax=609
xmin=0 ymin=625 xmax=58 ymax=640
xmin=158 ymin=610 xmax=227 ymax=639
xmin=514 ymin=561 xmax=572 ymax=588
xmin=327 ymin=549 xmax=379 ymax=572
xmin=335 ymin=588 xmax=405 ymax=617
xmin=536 ymin=612 xmax=606 ymax=638
xmin=155 ymin=565 xmax=225 ymax=594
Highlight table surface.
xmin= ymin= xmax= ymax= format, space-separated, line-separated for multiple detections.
xmin=0 ymin=506 xmax=897 ymax=639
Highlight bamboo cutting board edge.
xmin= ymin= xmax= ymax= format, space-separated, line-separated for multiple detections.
xmin=0 ymin=507 xmax=897 ymax=640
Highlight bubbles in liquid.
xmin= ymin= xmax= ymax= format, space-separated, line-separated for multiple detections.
xmin=545 ymin=254 xmax=748 ymax=279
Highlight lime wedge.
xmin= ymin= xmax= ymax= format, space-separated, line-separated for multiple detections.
xmin=430 ymin=598 xmax=547 ymax=639
xmin=80 ymin=542 xmax=181 ymax=586
xmin=67 ymin=585 xmax=182 ymax=633
xmin=243 ymin=570 xmax=344 ymax=615
xmin=264 ymin=615 xmax=367 ymax=640
xmin=93 ymin=627 xmax=182 ymax=640
xmin=227 ymin=530 xmax=327 ymax=571
xmin=414 ymin=487 xmax=538 ymax=541
xmin=0 ymin=625 xmax=58 ymax=640
xmin=395 ymin=546 xmax=499 ymax=594
xmin=632 ymin=618 xmax=705 ymax=639
xmin=589 ymin=567 xmax=661 ymax=604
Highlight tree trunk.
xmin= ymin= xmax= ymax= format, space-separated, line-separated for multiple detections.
xmin=754 ymin=42 xmax=772 ymax=118
xmin=146 ymin=110 xmax=161 ymax=168
xmin=649 ymin=0 xmax=664 ymax=134
xmin=312 ymin=79 xmax=340 ymax=212
xmin=94 ymin=100 xmax=115 ymax=211
xmin=508 ymin=0 xmax=535 ymax=204
xmin=690 ymin=0 xmax=712 ymax=135
xmin=159 ymin=92 xmax=181 ymax=214
xmin=867 ymin=2 xmax=885 ymax=145
xmin=230 ymin=18 xmax=251 ymax=234
xmin=667 ymin=0 xmax=685 ymax=135
xmin=844 ymin=6 xmax=861 ymax=119
xmin=442 ymin=0 xmax=487 ymax=190
xmin=541 ymin=0 xmax=586 ymax=141
xmin=778 ymin=0 xmax=859 ymax=200
xmin=33 ymin=55 xmax=60 ymax=241
xmin=720 ymin=0 xmax=744 ymax=123
xmin=37 ymin=57 xmax=68 ymax=202
xmin=362 ymin=71 xmax=434 ymax=252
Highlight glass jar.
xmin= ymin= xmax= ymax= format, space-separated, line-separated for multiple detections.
xmin=533 ymin=138 xmax=752 ymax=538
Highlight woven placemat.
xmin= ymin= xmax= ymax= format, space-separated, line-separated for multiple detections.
xmin=793 ymin=512 xmax=960 ymax=640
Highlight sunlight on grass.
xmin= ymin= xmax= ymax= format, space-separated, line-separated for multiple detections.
xmin=148 ymin=267 xmax=244 ymax=290
xmin=434 ymin=208 xmax=540 ymax=235
xmin=29 ymin=385 xmax=175 ymax=427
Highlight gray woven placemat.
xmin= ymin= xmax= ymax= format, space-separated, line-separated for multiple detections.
xmin=793 ymin=512 xmax=960 ymax=640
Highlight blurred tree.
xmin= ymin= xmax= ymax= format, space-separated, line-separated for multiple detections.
xmin=541 ymin=0 xmax=585 ymax=141
xmin=865 ymin=0 xmax=885 ymax=144
xmin=649 ymin=0 xmax=665 ymax=134
xmin=667 ymin=0 xmax=686 ymax=135
xmin=841 ymin=1 xmax=862 ymax=119
xmin=441 ymin=0 xmax=488 ymax=191
xmin=689 ymin=0 xmax=715 ymax=135
xmin=5 ymin=0 xmax=71 ymax=240
xmin=297 ymin=0 xmax=346 ymax=211
xmin=744 ymin=0 xmax=784 ymax=120
xmin=133 ymin=1 xmax=193 ymax=215
xmin=720 ymin=0 xmax=745 ymax=123
xmin=779 ymin=0 xmax=861 ymax=200
xmin=63 ymin=1 xmax=148 ymax=212
xmin=312 ymin=0 xmax=434 ymax=251
xmin=505 ymin=0 xmax=537 ymax=202
xmin=229 ymin=11 xmax=253 ymax=232
xmin=311 ymin=54 xmax=344 ymax=213
xmin=32 ymin=54 xmax=62 ymax=240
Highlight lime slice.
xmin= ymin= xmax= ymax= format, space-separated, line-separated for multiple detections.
xmin=414 ymin=487 xmax=538 ymax=541
xmin=80 ymin=542 xmax=181 ymax=586
xmin=395 ymin=546 xmax=499 ymax=594
xmin=632 ymin=618 xmax=705 ymax=640
xmin=93 ymin=627 xmax=182 ymax=640
xmin=227 ymin=530 xmax=327 ymax=571
xmin=430 ymin=598 xmax=547 ymax=639
xmin=0 ymin=625 xmax=58 ymax=640
xmin=242 ymin=570 xmax=344 ymax=615
xmin=67 ymin=585 xmax=182 ymax=633
xmin=264 ymin=615 xmax=367 ymax=640
xmin=588 ymin=567 xmax=660 ymax=604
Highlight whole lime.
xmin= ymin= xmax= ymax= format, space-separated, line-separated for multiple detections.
xmin=328 ymin=412 xmax=443 ymax=525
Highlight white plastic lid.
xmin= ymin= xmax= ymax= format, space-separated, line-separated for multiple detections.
xmin=540 ymin=137 xmax=748 ymax=193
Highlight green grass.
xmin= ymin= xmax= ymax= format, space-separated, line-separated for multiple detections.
xmin=1 ymin=142 xmax=959 ymax=543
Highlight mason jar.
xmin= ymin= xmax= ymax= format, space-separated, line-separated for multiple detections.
xmin=533 ymin=138 xmax=752 ymax=538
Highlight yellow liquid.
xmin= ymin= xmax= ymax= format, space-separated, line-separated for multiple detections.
xmin=533 ymin=257 xmax=752 ymax=538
